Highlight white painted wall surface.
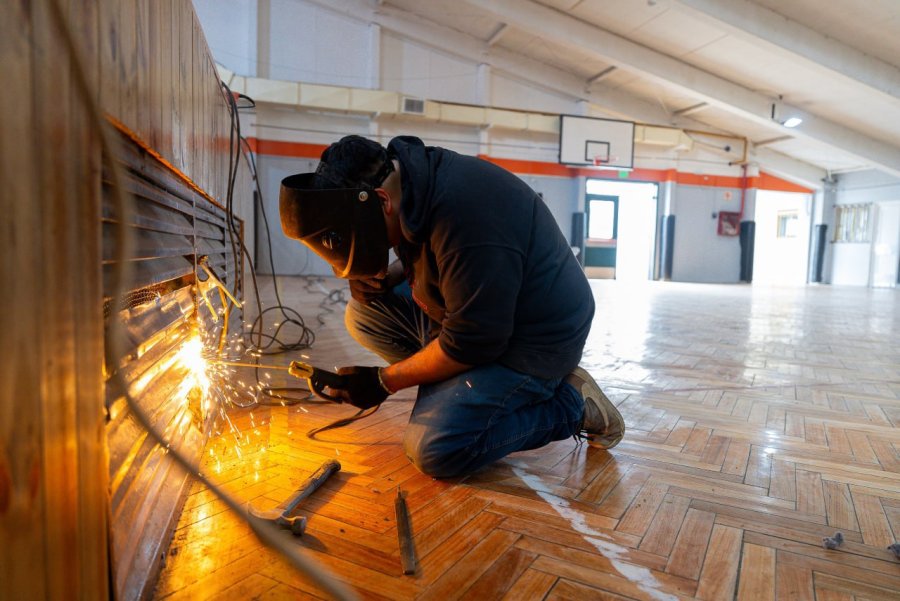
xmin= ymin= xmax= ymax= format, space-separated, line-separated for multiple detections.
xmin=381 ymin=33 xmax=480 ymax=104
xmin=870 ymin=202 xmax=900 ymax=287
xmin=492 ymin=73 xmax=576 ymax=114
xmin=670 ymin=185 xmax=743 ymax=283
xmin=485 ymin=129 xmax=559 ymax=163
xmin=829 ymin=170 xmax=900 ymax=286
xmin=519 ymin=175 xmax=581 ymax=245
xmin=753 ymin=191 xmax=812 ymax=286
xmin=831 ymin=244 xmax=872 ymax=286
xmin=836 ymin=170 xmax=900 ymax=204
xmin=193 ymin=0 xmax=258 ymax=76
xmin=268 ymin=0 xmax=372 ymax=87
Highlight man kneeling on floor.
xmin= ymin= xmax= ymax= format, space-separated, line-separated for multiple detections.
xmin=279 ymin=135 xmax=625 ymax=478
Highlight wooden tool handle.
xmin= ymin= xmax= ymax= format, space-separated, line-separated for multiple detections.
xmin=280 ymin=459 xmax=342 ymax=514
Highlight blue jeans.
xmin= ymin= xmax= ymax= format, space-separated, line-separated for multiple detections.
xmin=344 ymin=284 xmax=585 ymax=478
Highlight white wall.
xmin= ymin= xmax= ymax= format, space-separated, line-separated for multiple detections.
xmin=381 ymin=33 xmax=480 ymax=104
xmin=870 ymin=202 xmax=900 ymax=287
xmin=670 ymin=185 xmax=745 ymax=283
xmin=836 ymin=170 xmax=900 ymax=204
xmin=492 ymin=73 xmax=576 ymax=115
xmin=268 ymin=0 xmax=373 ymax=87
xmin=753 ymin=191 xmax=812 ymax=285
xmin=831 ymin=244 xmax=871 ymax=286
xmin=830 ymin=170 xmax=900 ymax=286
xmin=193 ymin=0 xmax=258 ymax=76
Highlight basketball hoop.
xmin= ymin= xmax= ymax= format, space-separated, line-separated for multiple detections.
xmin=592 ymin=155 xmax=616 ymax=167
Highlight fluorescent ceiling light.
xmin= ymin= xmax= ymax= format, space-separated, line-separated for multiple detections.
xmin=782 ymin=117 xmax=803 ymax=128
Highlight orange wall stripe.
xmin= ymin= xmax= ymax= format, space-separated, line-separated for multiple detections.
xmin=245 ymin=137 xmax=811 ymax=194
xmin=754 ymin=172 xmax=813 ymax=194
xmin=246 ymin=137 xmax=329 ymax=159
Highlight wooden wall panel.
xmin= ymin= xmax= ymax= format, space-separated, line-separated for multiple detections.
xmin=69 ymin=1 xmax=108 ymax=594
xmin=32 ymin=2 xmax=77 ymax=597
xmin=1 ymin=0 xmax=251 ymax=599
xmin=0 ymin=2 xmax=47 ymax=597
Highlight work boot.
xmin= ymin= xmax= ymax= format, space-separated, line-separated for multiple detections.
xmin=567 ymin=367 xmax=625 ymax=449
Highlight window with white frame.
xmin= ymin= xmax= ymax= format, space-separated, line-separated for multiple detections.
xmin=833 ymin=204 xmax=870 ymax=243
xmin=776 ymin=211 xmax=799 ymax=238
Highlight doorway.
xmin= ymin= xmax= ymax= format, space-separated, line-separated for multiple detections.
xmin=584 ymin=179 xmax=659 ymax=280
xmin=870 ymin=201 xmax=900 ymax=288
xmin=752 ymin=190 xmax=812 ymax=285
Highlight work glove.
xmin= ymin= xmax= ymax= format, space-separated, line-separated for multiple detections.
xmin=330 ymin=366 xmax=393 ymax=409
xmin=348 ymin=277 xmax=391 ymax=304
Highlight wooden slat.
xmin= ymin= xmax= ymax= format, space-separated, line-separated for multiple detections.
xmin=736 ymin=543 xmax=775 ymax=601
xmin=638 ymin=494 xmax=691 ymax=556
xmin=460 ymin=546 xmax=536 ymax=601
xmin=850 ymin=491 xmax=894 ymax=547
xmin=694 ymin=524 xmax=742 ymax=600
xmin=822 ymin=479 xmax=860 ymax=531
xmin=615 ymin=480 xmax=669 ymax=536
xmin=500 ymin=568 xmax=558 ymax=600
xmin=423 ymin=529 xmax=520 ymax=600
xmin=774 ymin=563 xmax=814 ymax=601
xmin=664 ymin=508 xmax=715 ymax=579
xmin=67 ymin=1 xmax=108 ymax=595
xmin=1 ymin=2 xmax=47 ymax=599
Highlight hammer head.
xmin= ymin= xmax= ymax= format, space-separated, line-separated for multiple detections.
xmin=276 ymin=515 xmax=308 ymax=536
xmin=248 ymin=505 xmax=308 ymax=536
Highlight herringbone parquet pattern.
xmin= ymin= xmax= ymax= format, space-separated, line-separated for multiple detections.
xmin=153 ymin=280 xmax=900 ymax=600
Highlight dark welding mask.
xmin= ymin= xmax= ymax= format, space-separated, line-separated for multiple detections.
xmin=279 ymin=159 xmax=393 ymax=279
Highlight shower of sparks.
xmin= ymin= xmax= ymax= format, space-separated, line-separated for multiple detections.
xmin=176 ymin=337 xmax=211 ymax=398
xmin=161 ymin=284 xmax=333 ymax=483
xmin=169 ymin=321 xmax=293 ymax=480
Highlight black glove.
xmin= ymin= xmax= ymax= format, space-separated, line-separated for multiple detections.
xmin=331 ymin=366 xmax=392 ymax=409
xmin=348 ymin=277 xmax=391 ymax=304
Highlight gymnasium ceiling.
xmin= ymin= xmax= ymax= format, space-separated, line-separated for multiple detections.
xmin=368 ymin=0 xmax=900 ymax=185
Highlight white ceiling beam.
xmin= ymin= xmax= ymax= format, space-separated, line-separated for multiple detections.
xmin=675 ymin=0 xmax=900 ymax=101
xmin=753 ymin=135 xmax=792 ymax=148
xmin=754 ymin=148 xmax=827 ymax=190
xmin=464 ymin=0 xmax=900 ymax=178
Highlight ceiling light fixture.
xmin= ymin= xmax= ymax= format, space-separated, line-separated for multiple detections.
xmin=771 ymin=96 xmax=802 ymax=128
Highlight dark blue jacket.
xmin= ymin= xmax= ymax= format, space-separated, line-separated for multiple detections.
xmin=388 ymin=136 xmax=594 ymax=379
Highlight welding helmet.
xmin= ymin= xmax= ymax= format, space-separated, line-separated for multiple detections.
xmin=279 ymin=139 xmax=394 ymax=279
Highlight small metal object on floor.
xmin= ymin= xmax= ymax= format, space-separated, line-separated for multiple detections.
xmin=247 ymin=459 xmax=342 ymax=535
xmin=395 ymin=488 xmax=417 ymax=575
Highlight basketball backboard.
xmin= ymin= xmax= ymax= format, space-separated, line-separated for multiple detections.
xmin=559 ymin=115 xmax=635 ymax=170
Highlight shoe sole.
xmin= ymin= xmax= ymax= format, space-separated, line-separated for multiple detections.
xmin=570 ymin=367 xmax=625 ymax=450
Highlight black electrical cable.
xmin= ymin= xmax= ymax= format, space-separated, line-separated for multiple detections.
xmin=218 ymin=84 xmax=382 ymax=435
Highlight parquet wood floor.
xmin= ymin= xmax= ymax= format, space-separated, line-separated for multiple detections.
xmin=153 ymin=279 xmax=900 ymax=600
